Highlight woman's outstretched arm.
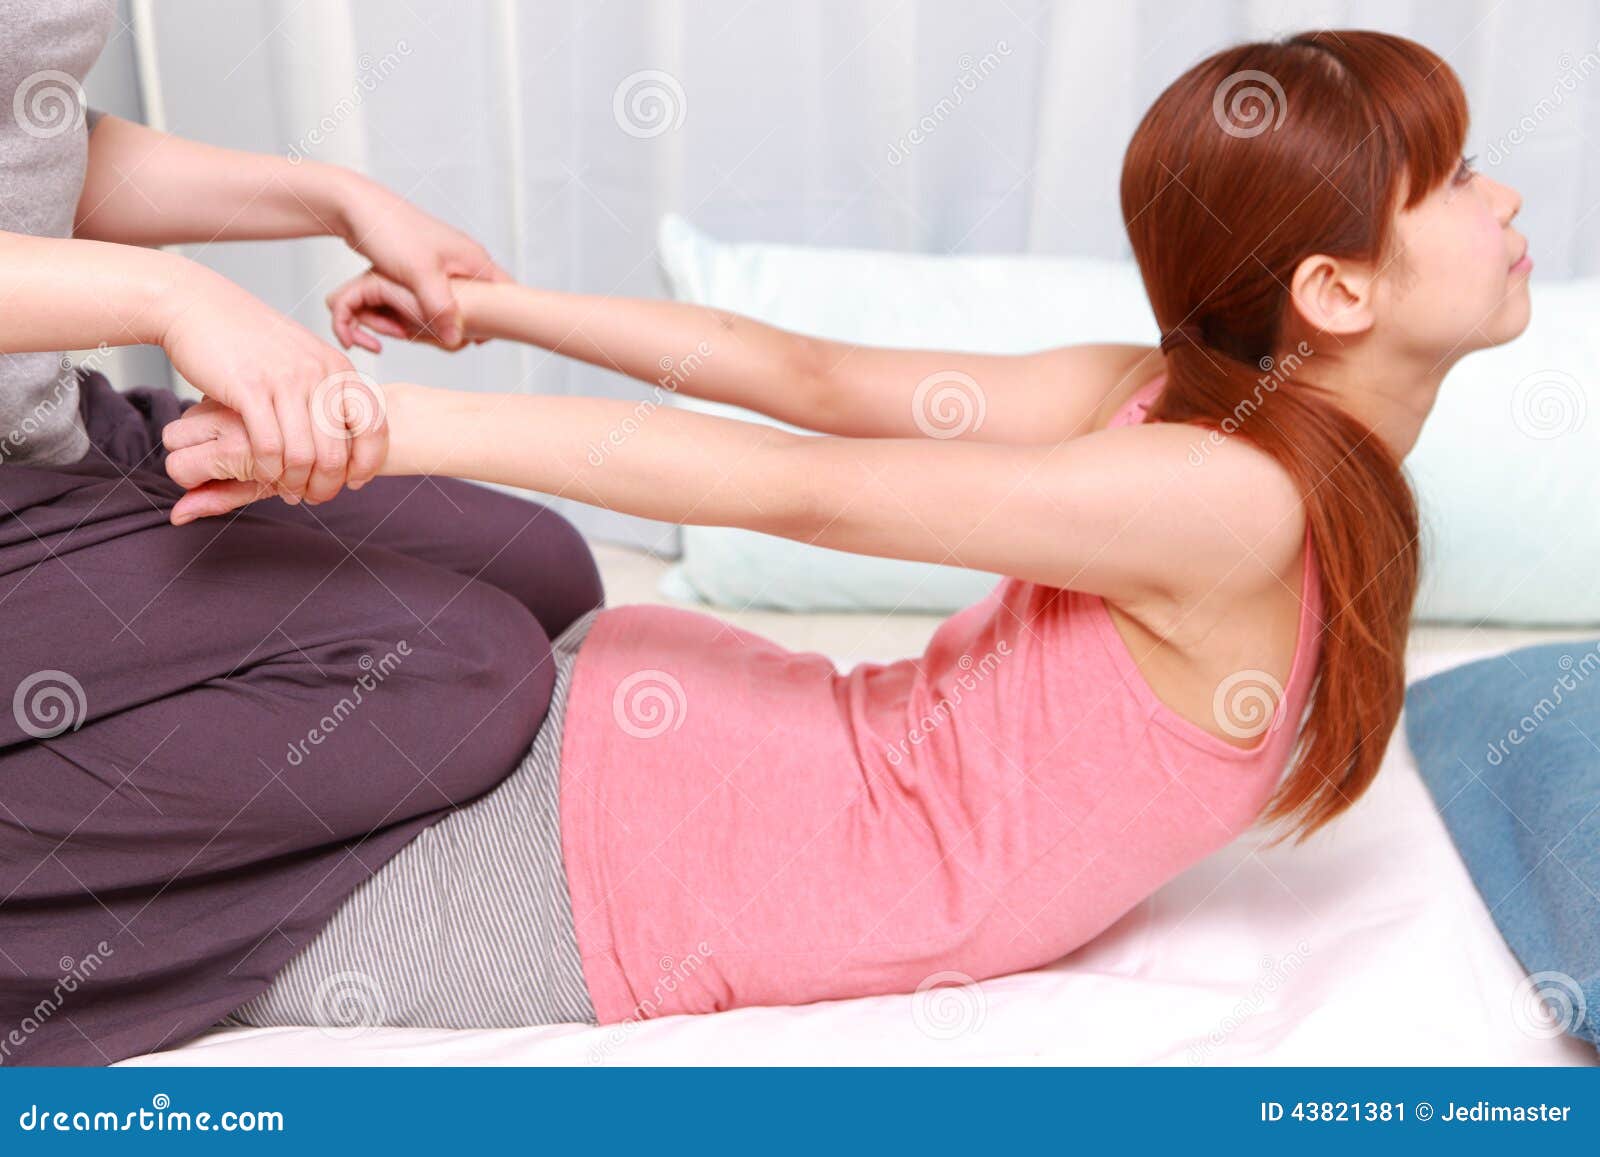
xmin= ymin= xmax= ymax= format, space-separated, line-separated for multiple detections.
xmin=332 ymin=273 xmax=842 ymax=434
xmin=331 ymin=271 xmax=1166 ymax=445
xmin=162 ymin=380 xmax=1304 ymax=608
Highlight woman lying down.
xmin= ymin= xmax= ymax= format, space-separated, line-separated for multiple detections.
xmin=163 ymin=29 xmax=1526 ymax=1044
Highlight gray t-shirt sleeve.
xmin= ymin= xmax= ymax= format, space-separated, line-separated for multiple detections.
xmin=86 ymin=106 xmax=104 ymax=132
xmin=0 ymin=1 xmax=115 ymax=467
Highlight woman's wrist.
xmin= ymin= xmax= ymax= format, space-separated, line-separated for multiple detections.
xmin=308 ymin=164 xmax=379 ymax=248
xmin=135 ymin=248 xmax=215 ymax=348
xmin=446 ymin=278 xmax=498 ymax=343
xmin=374 ymin=379 xmax=433 ymax=476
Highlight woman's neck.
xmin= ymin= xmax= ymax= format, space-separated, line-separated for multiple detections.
xmin=1296 ymin=342 xmax=1451 ymax=461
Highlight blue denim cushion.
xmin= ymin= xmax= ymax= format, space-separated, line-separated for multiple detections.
xmin=1404 ymin=638 xmax=1600 ymax=1056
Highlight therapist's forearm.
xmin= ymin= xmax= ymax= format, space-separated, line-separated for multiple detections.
xmin=73 ymin=113 xmax=359 ymax=247
xmin=0 ymin=230 xmax=193 ymax=351
xmin=380 ymin=381 xmax=807 ymax=532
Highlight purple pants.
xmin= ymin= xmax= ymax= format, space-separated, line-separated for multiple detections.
xmin=0 ymin=372 xmax=603 ymax=1065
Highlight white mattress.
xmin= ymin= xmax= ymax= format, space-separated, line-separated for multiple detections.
xmin=119 ymin=546 xmax=1600 ymax=1066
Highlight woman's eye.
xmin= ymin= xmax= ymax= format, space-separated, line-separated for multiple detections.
xmin=1456 ymin=154 xmax=1478 ymax=183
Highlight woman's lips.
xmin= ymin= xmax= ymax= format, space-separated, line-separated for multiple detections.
xmin=1510 ymin=250 xmax=1533 ymax=275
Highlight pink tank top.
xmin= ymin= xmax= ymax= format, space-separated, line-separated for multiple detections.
xmin=557 ymin=371 xmax=1324 ymax=1024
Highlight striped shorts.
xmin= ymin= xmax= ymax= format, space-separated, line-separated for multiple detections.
xmin=222 ymin=606 xmax=602 ymax=1031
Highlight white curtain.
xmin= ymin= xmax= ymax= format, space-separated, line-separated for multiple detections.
xmin=83 ymin=0 xmax=1600 ymax=550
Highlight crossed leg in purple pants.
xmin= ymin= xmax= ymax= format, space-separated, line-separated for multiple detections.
xmin=0 ymin=372 xmax=604 ymax=1066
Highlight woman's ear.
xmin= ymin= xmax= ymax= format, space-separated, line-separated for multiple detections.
xmin=1288 ymin=252 xmax=1376 ymax=341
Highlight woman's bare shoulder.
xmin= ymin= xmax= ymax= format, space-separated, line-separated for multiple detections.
xmin=1082 ymin=347 xmax=1170 ymax=435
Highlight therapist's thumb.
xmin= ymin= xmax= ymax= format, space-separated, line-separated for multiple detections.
xmin=413 ymin=272 xmax=465 ymax=349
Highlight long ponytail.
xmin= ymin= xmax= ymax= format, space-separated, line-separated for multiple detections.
xmin=1120 ymin=30 xmax=1462 ymax=842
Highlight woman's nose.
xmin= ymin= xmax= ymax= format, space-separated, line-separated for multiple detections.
xmin=1498 ymin=178 xmax=1522 ymax=225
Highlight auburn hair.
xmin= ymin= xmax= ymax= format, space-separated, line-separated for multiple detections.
xmin=1118 ymin=30 xmax=1465 ymax=843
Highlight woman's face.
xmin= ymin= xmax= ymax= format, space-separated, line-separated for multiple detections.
xmin=1378 ymin=155 xmax=1530 ymax=359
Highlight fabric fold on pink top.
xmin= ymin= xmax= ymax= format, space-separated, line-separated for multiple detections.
xmin=558 ymin=371 xmax=1325 ymax=1024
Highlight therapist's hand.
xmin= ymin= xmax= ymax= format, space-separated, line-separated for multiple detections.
xmin=328 ymin=176 xmax=510 ymax=353
xmin=157 ymin=262 xmax=388 ymax=509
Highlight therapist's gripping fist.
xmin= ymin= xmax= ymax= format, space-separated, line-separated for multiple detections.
xmin=157 ymin=264 xmax=388 ymax=509
xmin=325 ymin=175 xmax=511 ymax=354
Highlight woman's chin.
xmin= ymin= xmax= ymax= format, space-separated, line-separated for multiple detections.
xmin=1486 ymin=291 xmax=1533 ymax=347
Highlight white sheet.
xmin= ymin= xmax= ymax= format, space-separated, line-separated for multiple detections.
xmin=119 ymin=627 xmax=1600 ymax=1067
